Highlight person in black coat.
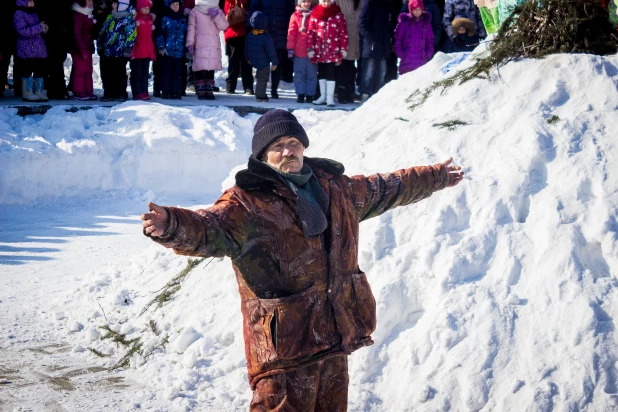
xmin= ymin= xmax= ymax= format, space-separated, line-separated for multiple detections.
xmin=247 ymin=0 xmax=295 ymax=98
xmin=358 ymin=0 xmax=399 ymax=100
xmin=37 ymin=0 xmax=74 ymax=100
xmin=0 ymin=1 xmax=17 ymax=98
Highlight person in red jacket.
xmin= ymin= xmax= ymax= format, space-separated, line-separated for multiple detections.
xmin=221 ymin=0 xmax=254 ymax=94
xmin=287 ymin=0 xmax=318 ymax=103
xmin=131 ymin=0 xmax=157 ymax=100
xmin=306 ymin=0 xmax=348 ymax=107
xmin=71 ymin=0 xmax=97 ymax=100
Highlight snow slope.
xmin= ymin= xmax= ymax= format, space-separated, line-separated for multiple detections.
xmin=2 ymin=49 xmax=618 ymax=411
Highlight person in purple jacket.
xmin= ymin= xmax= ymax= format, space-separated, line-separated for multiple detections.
xmin=13 ymin=0 xmax=49 ymax=102
xmin=393 ymin=0 xmax=434 ymax=75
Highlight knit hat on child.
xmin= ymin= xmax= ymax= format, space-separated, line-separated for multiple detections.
xmin=117 ymin=0 xmax=131 ymax=12
xmin=408 ymin=0 xmax=424 ymax=12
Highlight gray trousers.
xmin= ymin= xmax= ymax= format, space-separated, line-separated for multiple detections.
xmin=255 ymin=67 xmax=270 ymax=98
xmin=293 ymin=56 xmax=318 ymax=96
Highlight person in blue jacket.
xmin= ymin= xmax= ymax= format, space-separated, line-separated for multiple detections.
xmin=358 ymin=0 xmax=400 ymax=102
xmin=155 ymin=0 xmax=188 ymax=99
xmin=98 ymin=0 xmax=137 ymax=101
xmin=245 ymin=11 xmax=279 ymax=102
xmin=247 ymin=0 xmax=295 ymax=98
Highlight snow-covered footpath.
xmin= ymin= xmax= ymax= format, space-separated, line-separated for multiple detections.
xmin=2 ymin=50 xmax=618 ymax=411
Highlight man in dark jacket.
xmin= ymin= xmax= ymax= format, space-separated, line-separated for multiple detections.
xmin=141 ymin=109 xmax=464 ymax=410
xmin=247 ymin=0 xmax=295 ymax=98
xmin=358 ymin=0 xmax=400 ymax=101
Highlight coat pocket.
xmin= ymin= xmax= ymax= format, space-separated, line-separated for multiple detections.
xmin=350 ymin=273 xmax=377 ymax=337
xmin=244 ymin=284 xmax=334 ymax=366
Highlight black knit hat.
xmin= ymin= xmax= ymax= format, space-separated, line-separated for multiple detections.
xmin=252 ymin=109 xmax=310 ymax=158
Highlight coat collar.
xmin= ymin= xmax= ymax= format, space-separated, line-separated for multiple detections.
xmin=235 ymin=156 xmax=345 ymax=191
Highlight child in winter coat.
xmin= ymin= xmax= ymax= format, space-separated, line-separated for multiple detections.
xmin=98 ymin=0 xmax=136 ymax=101
xmin=186 ymin=0 xmax=228 ymax=100
xmin=393 ymin=0 xmax=434 ymax=75
xmin=13 ymin=0 xmax=49 ymax=102
xmin=306 ymin=0 xmax=348 ymax=107
xmin=245 ymin=11 xmax=278 ymax=102
xmin=451 ymin=15 xmax=480 ymax=52
xmin=72 ymin=0 xmax=97 ymax=100
xmin=155 ymin=0 xmax=187 ymax=99
xmin=131 ymin=0 xmax=156 ymax=100
xmin=287 ymin=0 xmax=318 ymax=103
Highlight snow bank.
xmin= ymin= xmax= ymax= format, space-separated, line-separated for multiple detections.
xmin=24 ymin=50 xmax=618 ymax=411
xmin=0 ymin=103 xmax=254 ymax=204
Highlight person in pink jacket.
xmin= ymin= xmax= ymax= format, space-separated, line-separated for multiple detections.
xmin=131 ymin=0 xmax=156 ymax=100
xmin=186 ymin=0 xmax=228 ymax=100
xmin=287 ymin=0 xmax=318 ymax=103
xmin=71 ymin=0 xmax=97 ymax=100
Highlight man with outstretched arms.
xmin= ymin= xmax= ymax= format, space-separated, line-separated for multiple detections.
xmin=141 ymin=109 xmax=464 ymax=411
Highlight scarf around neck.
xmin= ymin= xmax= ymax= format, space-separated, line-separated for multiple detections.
xmin=311 ymin=4 xmax=341 ymax=20
xmin=265 ymin=163 xmax=329 ymax=238
xmin=296 ymin=7 xmax=311 ymax=32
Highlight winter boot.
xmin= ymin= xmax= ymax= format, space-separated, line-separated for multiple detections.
xmin=21 ymin=77 xmax=41 ymax=102
xmin=296 ymin=94 xmax=305 ymax=103
xmin=305 ymin=95 xmax=314 ymax=103
xmin=312 ymin=79 xmax=327 ymax=105
xmin=326 ymin=81 xmax=336 ymax=107
xmin=204 ymin=80 xmax=216 ymax=100
xmin=195 ymin=79 xmax=208 ymax=100
xmin=34 ymin=78 xmax=48 ymax=102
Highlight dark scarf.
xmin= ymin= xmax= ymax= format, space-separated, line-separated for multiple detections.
xmin=311 ymin=4 xmax=341 ymax=20
xmin=266 ymin=163 xmax=329 ymax=238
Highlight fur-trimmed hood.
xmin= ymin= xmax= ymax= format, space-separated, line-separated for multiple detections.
xmin=398 ymin=9 xmax=431 ymax=24
xmin=235 ymin=156 xmax=345 ymax=191
xmin=451 ymin=16 xmax=476 ymax=36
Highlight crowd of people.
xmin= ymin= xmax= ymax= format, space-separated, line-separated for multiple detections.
xmin=7 ymin=0 xmax=611 ymax=106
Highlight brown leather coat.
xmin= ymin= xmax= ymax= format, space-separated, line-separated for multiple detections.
xmin=149 ymin=157 xmax=449 ymax=389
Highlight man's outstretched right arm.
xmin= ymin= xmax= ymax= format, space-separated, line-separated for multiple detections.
xmin=141 ymin=196 xmax=241 ymax=258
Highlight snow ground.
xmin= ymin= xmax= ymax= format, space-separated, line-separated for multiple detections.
xmin=2 ymin=48 xmax=618 ymax=412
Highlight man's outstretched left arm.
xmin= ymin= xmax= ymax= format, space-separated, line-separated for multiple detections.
xmin=349 ymin=158 xmax=464 ymax=222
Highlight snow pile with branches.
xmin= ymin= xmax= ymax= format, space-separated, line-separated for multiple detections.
xmin=2 ymin=50 xmax=618 ymax=411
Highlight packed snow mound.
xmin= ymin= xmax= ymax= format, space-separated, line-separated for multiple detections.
xmin=0 ymin=104 xmax=255 ymax=204
xmin=47 ymin=52 xmax=618 ymax=411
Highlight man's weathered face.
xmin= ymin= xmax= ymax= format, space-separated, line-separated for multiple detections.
xmin=263 ymin=136 xmax=304 ymax=174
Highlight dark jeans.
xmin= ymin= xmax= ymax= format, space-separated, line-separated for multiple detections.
xmin=101 ymin=56 xmax=129 ymax=98
xmin=21 ymin=58 xmax=46 ymax=79
xmin=225 ymin=36 xmax=253 ymax=92
xmin=255 ymin=67 xmax=270 ymax=98
xmin=385 ymin=52 xmax=398 ymax=84
xmin=317 ymin=62 xmax=336 ymax=81
xmin=360 ymin=57 xmax=387 ymax=96
xmin=153 ymin=57 xmax=162 ymax=93
xmin=130 ymin=58 xmax=150 ymax=96
xmin=270 ymin=48 xmax=292 ymax=92
xmin=160 ymin=55 xmax=183 ymax=94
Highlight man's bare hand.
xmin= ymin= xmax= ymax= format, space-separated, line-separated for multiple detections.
xmin=439 ymin=157 xmax=464 ymax=188
xmin=141 ymin=202 xmax=170 ymax=237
